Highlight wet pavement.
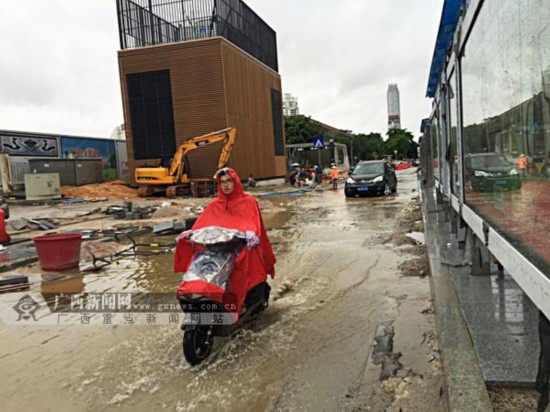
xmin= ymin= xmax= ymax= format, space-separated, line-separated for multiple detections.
xmin=0 ymin=169 xmax=446 ymax=411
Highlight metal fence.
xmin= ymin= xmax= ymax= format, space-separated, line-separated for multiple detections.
xmin=116 ymin=0 xmax=278 ymax=71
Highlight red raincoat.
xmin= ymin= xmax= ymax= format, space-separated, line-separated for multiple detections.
xmin=175 ymin=168 xmax=276 ymax=314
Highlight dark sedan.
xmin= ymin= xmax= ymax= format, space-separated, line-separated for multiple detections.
xmin=345 ymin=160 xmax=397 ymax=197
xmin=465 ymin=153 xmax=521 ymax=192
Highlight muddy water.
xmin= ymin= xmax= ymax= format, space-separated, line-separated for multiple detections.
xmin=0 ymin=169 xmax=441 ymax=411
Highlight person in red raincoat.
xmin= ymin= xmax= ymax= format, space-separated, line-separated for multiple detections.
xmin=175 ymin=167 xmax=276 ymax=314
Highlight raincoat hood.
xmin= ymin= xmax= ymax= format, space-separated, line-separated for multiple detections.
xmin=214 ymin=167 xmax=245 ymax=200
xmin=190 ymin=167 xmax=264 ymax=235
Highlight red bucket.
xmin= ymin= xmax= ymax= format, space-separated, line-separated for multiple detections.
xmin=33 ymin=233 xmax=82 ymax=271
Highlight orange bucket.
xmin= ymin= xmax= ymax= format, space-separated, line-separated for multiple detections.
xmin=33 ymin=233 xmax=82 ymax=271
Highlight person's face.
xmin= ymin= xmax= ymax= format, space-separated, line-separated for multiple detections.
xmin=219 ymin=175 xmax=235 ymax=195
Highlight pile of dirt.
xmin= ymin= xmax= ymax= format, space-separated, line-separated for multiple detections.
xmin=488 ymin=386 xmax=539 ymax=411
xmin=151 ymin=206 xmax=182 ymax=219
xmin=61 ymin=180 xmax=138 ymax=200
xmin=399 ymin=200 xmax=424 ymax=232
xmin=151 ymin=206 xmax=197 ymax=220
xmin=398 ymin=255 xmax=429 ymax=277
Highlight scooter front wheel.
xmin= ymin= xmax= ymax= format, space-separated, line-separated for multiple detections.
xmin=183 ymin=326 xmax=213 ymax=366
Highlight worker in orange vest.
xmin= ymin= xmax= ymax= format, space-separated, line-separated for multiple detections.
xmin=517 ymin=154 xmax=528 ymax=178
xmin=330 ymin=166 xmax=340 ymax=190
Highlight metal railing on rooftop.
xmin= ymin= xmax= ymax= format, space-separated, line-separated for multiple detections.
xmin=116 ymin=0 xmax=278 ymax=71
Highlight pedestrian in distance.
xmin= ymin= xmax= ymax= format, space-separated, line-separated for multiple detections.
xmin=308 ymin=169 xmax=317 ymax=188
xmin=247 ymin=174 xmax=256 ymax=188
xmin=330 ymin=166 xmax=339 ymax=190
xmin=517 ymin=154 xmax=528 ymax=178
xmin=298 ymin=168 xmax=306 ymax=188
xmin=288 ymin=167 xmax=298 ymax=187
xmin=315 ymin=164 xmax=323 ymax=184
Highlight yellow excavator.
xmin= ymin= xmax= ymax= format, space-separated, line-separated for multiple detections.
xmin=135 ymin=127 xmax=236 ymax=197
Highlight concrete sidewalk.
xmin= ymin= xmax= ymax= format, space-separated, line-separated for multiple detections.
xmin=420 ymin=182 xmax=493 ymax=411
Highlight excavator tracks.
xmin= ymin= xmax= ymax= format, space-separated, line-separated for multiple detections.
xmin=137 ymin=181 xmax=217 ymax=198
xmin=166 ymin=186 xmax=178 ymax=198
xmin=137 ymin=185 xmax=154 ymax=198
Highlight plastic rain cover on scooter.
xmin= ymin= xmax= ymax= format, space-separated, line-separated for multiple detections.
xmin=182 ymin=227 xmax=246 ymax=289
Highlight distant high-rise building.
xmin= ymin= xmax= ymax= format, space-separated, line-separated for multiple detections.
xmin=387 ymin=84 xmax=401 ymax=129
xmin=283 ymin=93 xmax=300 ymax=116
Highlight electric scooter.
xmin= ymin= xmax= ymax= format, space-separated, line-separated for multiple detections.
xmin=176 ymin=226 xmax=270 ymax=366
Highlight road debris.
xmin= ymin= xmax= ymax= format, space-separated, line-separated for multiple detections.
xmin=152 ymin=221 xmax=185 ymax=235
xmin=0 ymin=274 xmax=29 ymax=293
xmin=372 ymin=322 xmax=403 ymax=380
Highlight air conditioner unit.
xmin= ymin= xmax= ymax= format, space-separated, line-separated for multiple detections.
xmin=24 ymin=173 xmax=61 ymax=201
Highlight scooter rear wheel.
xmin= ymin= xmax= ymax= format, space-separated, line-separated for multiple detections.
xmin=183 ymin=326 xmax=213 ymax=366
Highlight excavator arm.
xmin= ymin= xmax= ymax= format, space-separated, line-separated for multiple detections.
xmin=169 ymin=127 xmax=236 ymax=181
xmin=134 ymin=127 xmax=236 ymax=196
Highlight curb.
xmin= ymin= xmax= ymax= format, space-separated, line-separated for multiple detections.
xmin=420 ymin=181 xmax=493 ymax=411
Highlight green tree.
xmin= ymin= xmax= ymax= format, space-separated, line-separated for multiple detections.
xmin=352 ymin=132 xmax=385 ymax=160
xmin=384 ymin=128 xmax=418 ymax=159
xmin=329 ymin=131 xmax=385 ymax=163
xmin=284 ymin=115 xmax=324 ymax=144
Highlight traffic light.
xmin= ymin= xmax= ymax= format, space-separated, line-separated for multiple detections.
xmin=328 ymin=139 xmax=335 ymax=164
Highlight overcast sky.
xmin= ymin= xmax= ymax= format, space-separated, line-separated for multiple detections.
xmin=0 ymin=0 xmax=443 ymax=139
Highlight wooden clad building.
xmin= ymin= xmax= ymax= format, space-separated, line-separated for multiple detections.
xmin=118 ymin=36 xmax=286 ymax=182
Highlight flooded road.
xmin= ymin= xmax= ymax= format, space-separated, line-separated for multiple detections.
xmin=0 ymin=169 xmax=445 ymax=411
